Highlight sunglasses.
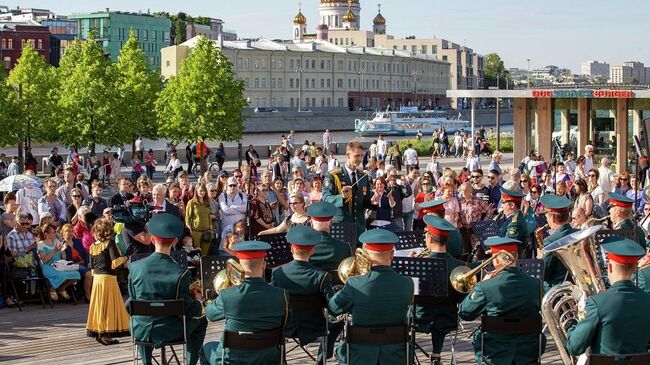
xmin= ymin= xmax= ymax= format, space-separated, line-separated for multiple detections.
xmin=228 ymin=184 xmax=238 ymax=187
xmin=588 ymin=174 xmax=596 ymax=177
xmin=19 ymin=222 xmax=30 ymax=226
xmin=259 ymin=189 xmax=269 ymax=192
xmin=289 ymin=201 xmax=301 ymax=205
xmin=72 ymin=195 xmax=81 ymax=198
xmin=471 ymin=175 xmax=482 ymax=179
xmin=620 ymin=178 xmax=628 ymax=181
xmin=233 ymin=175 xmax=242 ymax=178
xmin=531 ymin=190 xmax=539 ymax=194
xmin=520 ymin=180 xmax=528 ymax=183
xmin=488 ymin=176 xmax=496 ymax=180
xmin=209 ymin=190 xmax=218 ymax=193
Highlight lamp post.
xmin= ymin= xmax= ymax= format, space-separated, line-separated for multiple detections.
xmin=238 ymin=96 xmax=251 ymax=169
xmin=527 ymin=58 xmax=531 ymax=88
xmin=295 ymin=66 xmax=303 ymax=112
xmin=359 ymin=67 xmax=366 ymax=110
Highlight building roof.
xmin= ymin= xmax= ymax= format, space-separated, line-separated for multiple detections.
xmin=180 ymin=36 xmax=449 ymax=64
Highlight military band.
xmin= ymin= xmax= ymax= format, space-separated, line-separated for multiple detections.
xmin=540 ymin=194 xmax=577 ymax=291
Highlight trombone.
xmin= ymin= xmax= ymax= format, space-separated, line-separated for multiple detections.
xmin=450 ymin=250 xmax=516 ymax=293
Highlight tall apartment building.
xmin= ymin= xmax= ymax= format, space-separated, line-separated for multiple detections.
xmin=161 ymin=37 xmax=450 ymax=111
xmin=610 ymin=61 xmax=649 ymax=84
xmin=581 ymin=60 xmax=610 ymax=78
xmin=0 ymin=21 xmax=51 ymax=72
xmin=68 ymin=10 xmax=171 ymax=68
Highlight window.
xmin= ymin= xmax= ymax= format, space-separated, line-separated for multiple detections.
xmin=337 ymin=60 xmax=343 ymax=70
xmin=411 ymin=45 xmax=417 ymax=54
xmin=261 ymin=78 xmax=266 ymax=88
xmin=320 ymin=60 xmax=325 ymax=69
xmin=3 ymin=56 xmax=10 ymax=69
xmin=320 ymin=79 xmax=325 ymax=88
xmin=143 ymin=30 xmax=148 ymax=41
xmin=290 ymin=79 xmax=294 ymax=88
xmin=290 ymin=59 xmax=294 ymax=69
xmin=7 ymin=38 xmax=12 ymax=49
xmin=432 ymin=45 xmax=437 ymax=54
xmin=311 ymin=60 xmax=315 ymax=69
xmin=255 ymin=78 xmax=260 ymax=88
xmin=312 ymin=98 xmax=315 ymax=106
xmin=348 ymin=79 xmax=352 ymax=88
xmin=21 ymin=39 xmax=25 ymax=49
xmin=1 ymin=39 xmax=5 ymax=49
xmin=327 ymin=98 xmax=331 ymax=107
xmin=271 ymin=78 xmax=276 ymax=88
xmin=422 ymin=45 xmax=427 ymax=54
xmin=337 ymin=79 xmax=344 ymax=88
xmin=290 ymin=98 xmax=294 ymax=108
xmin=321 ymin=98 xmax=325 ymax=107
xmin=327 ymin=79 xmax=331 ymax=88
xmin=165 ymin=60 xmax=170 ymax=67
xmin=254 ymin=59 xmax=259 ymax=69
xmin=442 ymin=55 xmax=448 ymax=61
xmin=311 ymin=79 xmax=315 ymax=88
xmin=304 ymin=59 xmax=309 ymax=69
xmin=305 ymin=98 xmax=310 ymax=107
xmin=327 ymin=60 xmax=331 ymax=70
xmin=305 ymin=79 xmax=309 ymax=89
xmin=338 ymin=98 xmax=344 ymax=107
xmin=278 ymin=78 xmax=283 ymax=88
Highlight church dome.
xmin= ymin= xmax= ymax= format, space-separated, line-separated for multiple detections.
xmin=293 ymin=10 xmax=307 ymax=25
xmin=343 ymin=8 xmax=357 ymax=23
xmin=373 ymin=12 xmax=385 ymax=25
xmin=321 ymin=0 xmax=359 ymax=4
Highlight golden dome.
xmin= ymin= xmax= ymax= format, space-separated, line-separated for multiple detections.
xmin=293 ymin=10 xmax=307 ymax=25
xmin=373 ymin=12 xmax=385 ymax=25
xmin=320 ymin=0 xmax=359 ymax=3
xmin=343 ymin=8 xmax=357 ymax=23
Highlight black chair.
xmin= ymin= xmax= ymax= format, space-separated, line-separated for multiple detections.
xmin=221 ymin=328 xmax=284 ymax=364
xmin=283 ymin=294 xmax=329 ymax=363
xmin=10 ymin=251 xmax=53 ymax=310
xmin=479 ymin=315 xmax=543 ymax=365
xmin=587 ymin=353 xmax=650 ymax=365
xmin=130 ymin=299 xmax=187 ymax=365
xmin=344 ymin=319 xmax=411 ymax=365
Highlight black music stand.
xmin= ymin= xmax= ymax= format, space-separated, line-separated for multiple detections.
xmin=392 ymin=257 xmax=448 ymax=364
xmin=331 ymin=222 xmax=357 ymax=250
xmin=130 ymin=249 xmax=189 ymax=269
xmin=395 ymin=230 xmax=426 ymax=251
xmin=516 ymin=259 xmax=544 ymax=280
xmin=257 ymin=233 xmax=293 ymax=269
xmin=471 ymin=220 xmax=501 ymax=250
xmin=200 ymin=255 xmax=231 ymax=299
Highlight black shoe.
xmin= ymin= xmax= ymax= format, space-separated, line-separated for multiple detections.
xmin=430 ymin=355 xmax=442 ymax=365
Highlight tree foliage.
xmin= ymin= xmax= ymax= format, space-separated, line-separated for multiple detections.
xmin=115 ymin=29 xmax=161 ymax=146
xmin=7 ymin=42 xmax=59 ymax=144
xmin=0 ymin=73 xmax=16 ymax=147
xmin=484 ymin=53 xmax=510 ymax=89
xmin=155 ymin=36 xmax=247 ymax=144
xmin=56 ymin=34 xmax=120 ymax=155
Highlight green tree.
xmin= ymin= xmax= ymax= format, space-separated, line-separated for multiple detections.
xmin=7 ymin=42 xmax=59 ymax=146
xmin=156 ymin=36 xmax=247 ymax=144
xmin=56 ymin=34 xmax=120 ymax=155
xmin=115 ymin=29 xmax=162 ymax=153
xmin=0 ymin=73 xmax=17 ymax=147
xmin=484 ymin=52 xmax=510 ymax=89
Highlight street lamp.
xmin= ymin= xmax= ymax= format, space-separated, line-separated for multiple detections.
xmin=527 ymin=58 xmax=531 ymax=88
xmin=359 ymin=67 xmax=366 ymax=110
xmin=238 ymin=96 xmax=251 ymax=169
xmin=295 ymin=66 xmax=304 ymax=112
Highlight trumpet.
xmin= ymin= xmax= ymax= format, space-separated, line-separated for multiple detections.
xmin=586 ymin=216 xmax=609 ymax=227
xmin=213 ymin=259 xmax=246 ymax=295
xmin=534 ymin=224 xmax=549 ymax=249
xmin=337 ymin=248 xmax=372 ymax=283
xmin=415 ymin=248 xmax=431 ymax=258
xmin=450 ymin=250 xmax=516 ymax=293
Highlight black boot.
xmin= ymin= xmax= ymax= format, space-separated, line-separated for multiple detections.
xmin=430 ymin=354 xmax=442 ymax=365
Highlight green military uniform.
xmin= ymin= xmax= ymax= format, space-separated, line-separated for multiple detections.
xmin=419 ymin=200 xmax=462 ymax=259
xmin=458 ymin=237 xmax=546 ymax=365
xmin=306 ymin=202 xmax=352 ymax=272
xmin=498 ymin=189 xmax=529 ymax=248
xmin=609 ymin=192 xmax=647 ymax=249
xmin=271 ymin=226 xmax=334 ymax=344
xmin=415 ymin=216 xmax=466 ymax=361
xmin=328 ymin=229 xmax=414 ymax=365
xmin=127 ymin=214 xmax=207 ymax=365
xmin=322 ymin=165 xmax=373 ymax=237
xmin=566 ymin=237 xmax=650 ymax=356
xmin=200 ymin=241 xmax=289 ymax=365
xmin=543 ymin=224 xmax=577 ymax=291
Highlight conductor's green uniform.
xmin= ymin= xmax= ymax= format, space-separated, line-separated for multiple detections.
xmin=322 ymin=165 xmax=373 ymax=237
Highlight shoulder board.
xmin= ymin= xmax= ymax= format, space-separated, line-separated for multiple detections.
xmin=329 ymin=167 xmax=342 ymax=176
xmin=512 ymin=213 xmax=518 ymax=223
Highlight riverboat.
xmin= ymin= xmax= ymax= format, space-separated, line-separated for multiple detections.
xmin=355 ymin=108 xmax=470 ymax=136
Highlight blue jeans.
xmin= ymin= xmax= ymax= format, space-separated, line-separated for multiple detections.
xmin=454 ymin=145 xmax=461 ymax=158
xmin=403 ymin=211 xmax=414 ymax=231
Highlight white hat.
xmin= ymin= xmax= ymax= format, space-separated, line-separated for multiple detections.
xmin=227 ymin=177 xmax=238 ymax=186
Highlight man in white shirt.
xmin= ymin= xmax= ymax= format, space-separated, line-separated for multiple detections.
xmin=376 ymin=135 xmax=387 ymax=161
xmin=465 ymin=150 xmax=481 ymax=172
xmin=322 ymin=129 xmax=332 ymax=154
xmin=403 ymin=143 xmax=419 ymax=168
xmin=218 ymin=177 xmax=248 ymax=247
xmin=598 ymin=157 xmax=615 ymax=193
xmin=369 ymin=141 xmax=377 ymax=160
xmin=16 ymin=180 xmax=43 ymax=225
xmin=583 ymin=144 xmax=595 ymax=172
xmin=454 ymin=132 xmax=463 ymax=158
xmin=402 ymin=166 xmax=420 ymax=231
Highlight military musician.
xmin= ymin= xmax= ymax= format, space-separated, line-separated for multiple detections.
xmin=270 ymin=226 xmax=334 ymax=351
xmin=566 ymin=237 xmax=650 ymax=359
xmin=306 ymin=202 xmax=352 ymax=272
xmin=458 ymin=237 xmax=545 ymax=364
xmin=417 ymin=200 xmax=463 ymax=259
xmin=322 ymin=140 xmax=374 ymax=237
xmin=498 ymin=189 xmax=529 ymax=250
xmin=608 ymin=192 xmax=647 ymax=249
xmin=637 ymin=253 xmax=650 ymax=293
xmin=200 ymin=241 xmax=289 ymax=365
xmin=328 ymin=229 xmax=414 ymax=365
xmin=127 ymin=213 xmax=208 ymax=365
xmin=540 ymin=194 xmax=577 ymax=291
xmin=416 ymin=215 xmax=466 ymax=365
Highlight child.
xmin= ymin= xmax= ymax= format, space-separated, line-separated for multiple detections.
xmin=7 ymin=156 xmax=18 ymax=176
xmin=181 ymin=235 xmax=201 ymax=265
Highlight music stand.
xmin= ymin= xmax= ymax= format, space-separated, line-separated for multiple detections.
xmin=331 ymin=222 xmax=357 ymax=250
xmin=256 ymin=233 xmax=293 ymax=268
xmin=516 ymin=259 xmax=544 ymax=280
xmin=471 ymin=220 xmax=501 ymax=250
xmin=200 ymin=255 xmax=231 ymax=299
xmin=130 ymin=250 xmax=189 ymax=269
xmin=392 ymin=257 xmax=448 ymax=363
xmin=395 ymin=231 xmax=426 ymax=251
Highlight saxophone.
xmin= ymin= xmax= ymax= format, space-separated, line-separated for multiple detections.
xmin=541 ymin=225 xmax=607 ymax=365
xmin=534 ymin=224 xmax=549 ymax=250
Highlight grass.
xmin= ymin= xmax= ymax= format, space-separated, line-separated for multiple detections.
xmin=395 ymin=132 xmax=514 ymax=157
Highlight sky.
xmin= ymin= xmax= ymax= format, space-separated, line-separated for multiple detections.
xmin=7 ymin=0 xmax=650 ymax=73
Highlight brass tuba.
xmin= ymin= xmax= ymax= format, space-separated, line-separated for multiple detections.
xmin=337 ymin=248 xmax=372 ymax=283
xmin=450 ymin=250 xmax=516 ymax=293
xmin=213 ymin=259 xmax=246 ymax=294
xmin=541 ymin=224 xmax=607 ymax=365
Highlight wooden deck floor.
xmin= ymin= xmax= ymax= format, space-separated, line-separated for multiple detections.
xmin=0 ymin=302 xmax=564 ymax=364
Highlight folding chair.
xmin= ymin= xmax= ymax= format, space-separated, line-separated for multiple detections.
xmin=479 ymin=315 xmax=543 ymax=365
xmin=10 ymin=251 xmax=53 ymax=311
xmin=283 ymin=293 xmax=329 ymax=364
xmin=344 ymin=317 xmax=410 ymax=365
xmin=221 ymin=328 xmax=284 ymax=364
xmin=130 ymin=299 xmax=187 ymax=365
xmin=587 ymin=353 xmax=650 ymax=365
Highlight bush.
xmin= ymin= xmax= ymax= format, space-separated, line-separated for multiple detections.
xmin=395 ymin=132 xmax=514 ymax=157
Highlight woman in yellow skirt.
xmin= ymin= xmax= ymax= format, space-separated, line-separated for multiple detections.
xmin=86 ymin=218 xmax=130 ymax=345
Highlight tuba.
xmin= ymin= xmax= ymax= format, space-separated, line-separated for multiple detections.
xmin=337 ymin=248 xmax=372 ymax=283
xmin=541 ymin=225 xmax=607 ymax=365
xmin=450 ymin=250 xmax=516 ymax=293
xmin=213 ymin=259 xmax=246 ymax=294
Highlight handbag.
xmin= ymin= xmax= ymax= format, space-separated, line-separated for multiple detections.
xmin=52 ymin=260 xmax=79 ymax=272
xmin=201 ymin=230 xmax=213 ymax=242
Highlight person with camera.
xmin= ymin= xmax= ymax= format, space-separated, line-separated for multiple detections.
xmin=386 ymin=170 xmax=412 ymax=232
xmin=120 ymin=177 xmax=155 ymax=256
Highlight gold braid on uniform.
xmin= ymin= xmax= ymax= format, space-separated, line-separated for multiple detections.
xmin=89 ymin=240 xmax=126 ymax=269
xmin=329 ymin=167 xmax=351 ymax=205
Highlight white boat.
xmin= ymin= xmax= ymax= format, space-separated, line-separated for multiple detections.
xmin=355 ymin=107 xmax=470 ymax=136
